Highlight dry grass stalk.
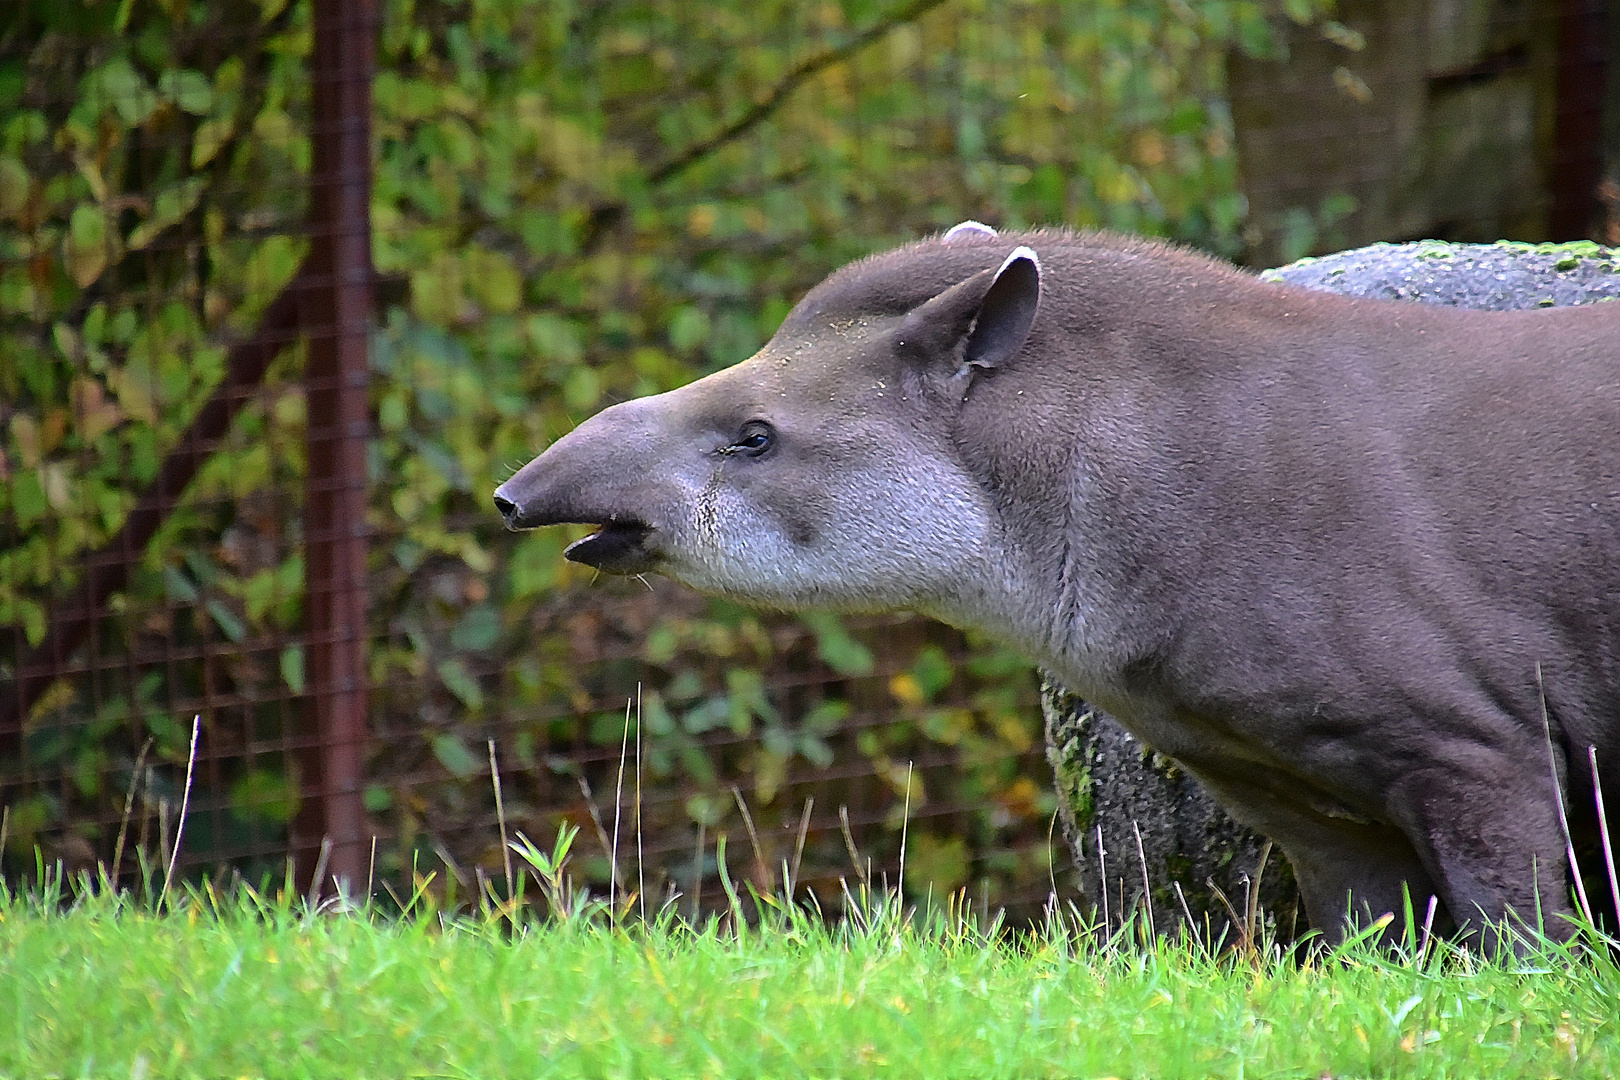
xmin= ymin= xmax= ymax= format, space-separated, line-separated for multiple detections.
xmin=788 ymin=797 xmax=813 ymax=900
xmin=306 ymin=837 xmax=333 ymax=909
xmin=1095 ymin=823 xmax=1109 ymax=932
xmin=838 ymin=806 xmax=867 ymax=890
xmin=158 ymin=715 xmax=200 ymax=911
xmin=111 ymin=738 xmax=153 ymax=887
xmin=1419 ymin=893 xmax=1439 ymax=958
xmin=635 ymin=684 xmax=645 ymax=922
xmin=1246 ymin=840 xmax=1272 ymax=946
xmin=731 ymin=785 xmax=769 ymax=890
xmin=1538 ymin=661 xmax=1594 ymax=924
xmin=1588 ymin=746 xmax=1619 ymax=922
xmin=1131 ymin=819 xmax=1155 ymax=940
xmin=487 ymin=739 xmax=514 ymax=904
xmin=1172 ymin=880 xmax=1200 ymax=949
xmin=897 ymin=762 xmax=914 ymax=903
xmin=690 ymin=820 xmax=707 ymax=921
xmin=611 ymin=697 xmax=632 ymax=909
xmin=575 ymin=776 xmax=621 ymax=889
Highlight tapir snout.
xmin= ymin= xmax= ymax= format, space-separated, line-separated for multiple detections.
xmin=494 ymin=397 xmax=672 ymax=574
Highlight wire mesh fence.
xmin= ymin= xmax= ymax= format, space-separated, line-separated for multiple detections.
xmin=1 ymin=0 xmax=1614 ymax=924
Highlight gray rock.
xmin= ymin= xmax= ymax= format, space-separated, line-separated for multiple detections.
xmin=1263 ymin=240 xmax=1620 ymax=310
xmin=1043 ymin=239 xmax=1618 ymax=944
xmin=1044 ymin=678 xmax=1298 ymax=944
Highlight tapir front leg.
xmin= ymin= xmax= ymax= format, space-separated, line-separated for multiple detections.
xmin=1387 ymin=760 xmax=1576 ymax=952
xmin=1199 ymin=777 xmax=1447 ymax=946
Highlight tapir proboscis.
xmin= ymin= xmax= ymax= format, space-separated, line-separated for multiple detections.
xmin=494 ymin=224 xmax=1620 ymax=947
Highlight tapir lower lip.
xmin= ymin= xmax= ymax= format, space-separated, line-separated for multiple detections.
xmin=564 ymin=521 xmax=657 ymax=574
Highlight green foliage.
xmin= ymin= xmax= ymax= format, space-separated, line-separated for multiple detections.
xmin=2 ymin=0 xmax=1326 ymax=901
xmin=0 ymin=0 xmax=313 ymax=858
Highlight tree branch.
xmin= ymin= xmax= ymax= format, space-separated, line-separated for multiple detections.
xmin=650 ymin=0 xmax=952 ymax=186
xmin=577 ymin=0 xmax=953 ymax=255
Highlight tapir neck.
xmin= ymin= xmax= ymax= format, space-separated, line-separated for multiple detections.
xmin=913 ymin=487 xmax=1149 ymax=700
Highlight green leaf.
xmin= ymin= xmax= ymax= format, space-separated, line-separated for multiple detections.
xmin=71 ymin=747 xmax=107 ymax=798
xmin=450 ymin=604 xmax=500 ymax=652
xmin=92 ymin=57 xmax=158 ymax=127
xmin=11 ymin=472 xmax=46 ymax=529
xmin=436 ymin=657 xmax=484 ymax=710
xmin=506 ymin=531 xmax=562 ymax=599
xmin=527 ymin=313 xmax=584 ymax=363
xmin=163 ymin=566 xmax=199 ymax=604
xmin=668 ymin=306 xmax=709 ymax=352
xmin=801 ymin=700 xmax=850 ymax=735
xmin=0 ymin=155 xmax=28 ymax=220
xmin=685 ymin=793 xmax=725 ymax=828
xmin=802 ymin=612 xmax=874 ymax=677
xmin=465 ymin=247 xmax=521 ymax=314
xmin=64 ymin=203 xmax=111 ymax=288
xmin=145 ymin=711 xmax=187 ymax=756
xmin=191 ymin=116 xmax=234 ymax=168
xmin=909 ymin=645 xmax=954 ymax=701
xmin=206 ymin=599 xmax=247 ymax=642
xmin=127 ymin=177 xmax=205 ymax=251
xmin=158 ymin=69 xmax=212 ymax=115
xmin=280 ymin=645 xmax=306 ymax=694
xmin=229 ymin=769 xmax=300 ymax=824
xmin=0 ymin=597 xmax=48 ymax=648
xmin=562 ymin=366 xmax=600 ymax=412
xmin=904 ymin=832 xmax=971 ymax=899
xmin=432 ymin=732 xmax=482 ymax=778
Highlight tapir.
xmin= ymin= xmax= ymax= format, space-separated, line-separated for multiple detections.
xmin=494 ymin=224 xmax=1620 ymax=946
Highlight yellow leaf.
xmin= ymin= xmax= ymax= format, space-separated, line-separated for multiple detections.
xmin=252 ymin=107 xmax=295 ymax=151
xmin=127 ymin=178 xmax=205 ymax=251
xmin=106 ymin=365 xmax=158 ymax=425
xmin=889 ymin=672 xmax=924 ymax=707
xmin=687 ymin=205 xmax=718 ymax=238
xmin=71 ymin=377 xmax=123 ymax=442
xmin=63 ymin=204 xmax=111 ymax=288
xmin=40 ymin=462 xmax=71 ymax=512
xmin=465 ymin=247 xmax=522 ymax=315
xmin=10 ymin=414 xmax=40 ymax=469
xmin=191 ymin=116 xmax=234 ymax=168
xmin=0 ymin=156 xmax=28 ymax=220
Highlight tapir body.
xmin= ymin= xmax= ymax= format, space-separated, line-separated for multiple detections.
xmin=495 ymin=228 xmax=1620 ymax=944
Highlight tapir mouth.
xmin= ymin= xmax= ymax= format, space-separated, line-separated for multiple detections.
xmin=564 ymin=519 xmax=657 ymax=575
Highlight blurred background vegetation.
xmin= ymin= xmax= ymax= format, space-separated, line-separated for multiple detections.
xmin=1 ymin=0 xmax=1608 ymax=919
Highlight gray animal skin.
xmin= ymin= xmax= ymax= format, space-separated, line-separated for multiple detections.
xmin=494 ymin=228 xmax=1620 ymax=948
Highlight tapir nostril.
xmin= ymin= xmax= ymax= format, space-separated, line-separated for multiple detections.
xmin=493 ymin=493 xmax=517 ymax=519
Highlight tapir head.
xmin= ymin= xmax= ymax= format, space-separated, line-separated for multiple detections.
xmin=493 ymin=224 xmax=1042 ymax=615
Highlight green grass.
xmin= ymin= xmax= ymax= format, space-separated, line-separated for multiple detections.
xmin=2 ymin=870 xmax=1617 ymax=1080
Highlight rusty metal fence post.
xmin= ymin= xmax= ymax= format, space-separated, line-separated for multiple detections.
xmin=295 ymin=0 xmax=377 ymax=893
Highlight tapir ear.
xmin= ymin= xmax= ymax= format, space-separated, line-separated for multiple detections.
xmin=941 ymin=220 xmax=997 ymax=243
xmin=898 ymin=245 xmax=1042 ymax=378
xmin=964 ymin=246 xmax=1040 ymax=370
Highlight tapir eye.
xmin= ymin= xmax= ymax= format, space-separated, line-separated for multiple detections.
xmin=730 ymin=420 xmax=775 ymax=456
